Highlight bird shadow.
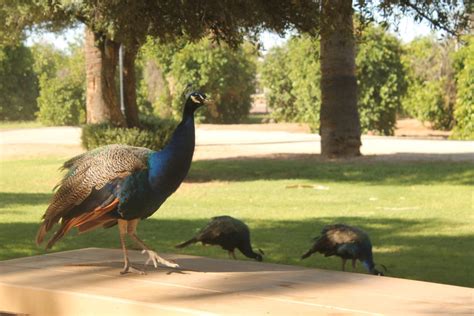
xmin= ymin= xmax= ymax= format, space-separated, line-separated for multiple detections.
xmin=187 ymin=155 xmax=474 ymax=185
xmin=0 ymin=192 xmax=51 ymax=208
xmin=2 ymin=216 xmax=471 ymax=287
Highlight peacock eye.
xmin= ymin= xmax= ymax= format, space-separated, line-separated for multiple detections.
xmin=190 ymin=95 xmax=201 ymax=103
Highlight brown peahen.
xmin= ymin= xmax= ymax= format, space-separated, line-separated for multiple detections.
xmin=301 ymin=223 xmax=386 ymax=275
xmin=36 ymin=92 xmax=209 ymax=274
xmin=175 ymin=215 xmax=264 ymax=261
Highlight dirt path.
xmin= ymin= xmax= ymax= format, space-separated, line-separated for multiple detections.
xmin=1 ymin=119 xmax=472 ymax=161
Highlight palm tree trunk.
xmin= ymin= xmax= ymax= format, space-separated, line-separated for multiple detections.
xmin=85 ymin=28 xmax=126 ymax=127
xmin=320 ymin=0 xmax=361 ymax=157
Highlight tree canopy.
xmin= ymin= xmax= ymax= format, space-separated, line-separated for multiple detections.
xmin=1 ymin=1 xmax=320 ymax=48
xmin=261 ymin=24 xmax=407 ymax=136
xmin=402 ymin=36 xmax=457 ymax=130
xmin=3 ymin=1 xmax=469 ymax=48
xmin=0 ymin=43 xmax=38 ymax=120
xmin=1 ymin=0 xmax=470 ymax=155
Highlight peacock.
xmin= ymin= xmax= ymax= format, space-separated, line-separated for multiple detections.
xmin=175 ymin=215 xmax=264 ymax=261
xmin=36 ymin=91 xmax=209 ymax=274
xmin=301 ymin=223 xmax=386 ymax=275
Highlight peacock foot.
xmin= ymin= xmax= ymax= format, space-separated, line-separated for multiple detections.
xmin=120 ymin=261 xmax=146 ymax=275
xmin=142 ymin=250 xmax=179 ymax=268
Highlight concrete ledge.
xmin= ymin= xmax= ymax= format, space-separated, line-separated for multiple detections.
xmin=0 ymin=248 xmax=472 ymax=315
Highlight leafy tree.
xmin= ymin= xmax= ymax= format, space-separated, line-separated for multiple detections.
xmin=260 ymin=46 xmax=297 ymax=122
xmin=2 ymin=0 xmax=468 ymax=156
xmin=451 ymin=36 xmax=474 ymax=140
xmin=1 ymin=1 xmax=319 ymax=128
xmin=30 ymin=42 xmax=66 ymax=79
xmin=0 ymin=43 xmax=38 ymax=121
xmin=139 ymin=37 xmax=256 ymax=123
xmin=317 ymin=0 xmax=468 ymax=157
xmin=169 ymin=39 xmax=256 ymax=123
xmin=36 ymin=42 xmax=85 ymax=125
xmin=137 ymin=38 xmax=187 ymax=118
xmin=287 ymin=36 xmax=321 ymax=131
xmin=262 ymin=25 xmax=406 ymax=136
xmin=402 ymin=36 xmax=457 ymax=130
xmin=261 ymin=36 xmax=320 ymax=130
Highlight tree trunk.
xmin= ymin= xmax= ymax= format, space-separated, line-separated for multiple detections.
xmin=85 ymin=28 xmax=126 ymax=127
xmin=320 ymin=0 xmax=361 ymax=157
xmin=122 ymin=47 xmax=140 ymax=128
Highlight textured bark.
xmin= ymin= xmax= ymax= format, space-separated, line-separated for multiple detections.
xmin=122 ymin=47 xmax=140 ymax=128
xmin=320 ymin=0 xmax=361 ymax=157
xmin=85 ymin=28 xmax=126 ymax=127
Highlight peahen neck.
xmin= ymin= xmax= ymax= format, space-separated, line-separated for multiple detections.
xmin=238 ymin=243 xmax=259 ymax=260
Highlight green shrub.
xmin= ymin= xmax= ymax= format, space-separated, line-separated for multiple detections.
xmin=81 ymin=116 xmax=177 ymax=151
xmin=0 ymin=44 xmax=38 ymax=121
xmin=451 ymin=36 xmax=474 ymax=140
xmin=356 ymin=26 xmax=406 ymax=135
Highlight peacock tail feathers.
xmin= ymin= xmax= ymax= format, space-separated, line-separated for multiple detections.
xmin=324 ymin=224 xmax=370 ymax=245
xmin=36 ymin=145 xmax=153 ymax=246
xmin=207 ymin=215 xmax=248 ymax=235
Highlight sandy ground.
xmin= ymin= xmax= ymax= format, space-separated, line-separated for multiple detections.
xmin=0 ymin=119 xmax=472 ymax=161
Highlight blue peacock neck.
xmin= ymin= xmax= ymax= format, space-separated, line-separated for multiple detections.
xmin=362 ymin=254 xmax=376 ymax=273
xmin=166 ymin=112 xmax=195 ymax=151
xmin=148 ymin=105 xmax=197 ymax=194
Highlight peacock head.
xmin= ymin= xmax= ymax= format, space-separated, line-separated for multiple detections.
xmin=184 ymin=91 xmax=208 ymax=114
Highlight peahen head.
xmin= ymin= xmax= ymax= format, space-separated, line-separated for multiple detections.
xmin=371 ymin=264 xmax=387 ymax=276
xmin=184 ymin=91 xmax=208 ymax=115
xmin=239 ymin=245 xmax=264 ymax=262
xmin=249 ymin=248 xmax=264 ymax=262
xmin=254 ymin=248 xmax=265 ymax=262
xmin=364 ymin=260 xmax=387 ymax=276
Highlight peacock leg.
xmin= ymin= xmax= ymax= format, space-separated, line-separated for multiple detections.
xmin=351 ymin=258 xmax=357 ymax=271
xmin=228 ymin=250 xmax=237 ymax=260
xmin=118 ymin=219 xmax=145 ymax=275
xmin=127 ymin=219 xmax=179 ymax=269
xmin=341 ymin=258 xmax=347 ymax=271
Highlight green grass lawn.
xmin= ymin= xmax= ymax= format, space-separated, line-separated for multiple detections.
xmin=0 ymin=155 xmax=473 ymax=287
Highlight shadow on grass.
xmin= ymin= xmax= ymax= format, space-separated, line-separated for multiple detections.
xmin=0 ymin=192 xmax=51 ymax=208
xmin=1 ymin=216 xmax=472 ymax=287
xmin=188 ymin=155 xmax=474 ymax=185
